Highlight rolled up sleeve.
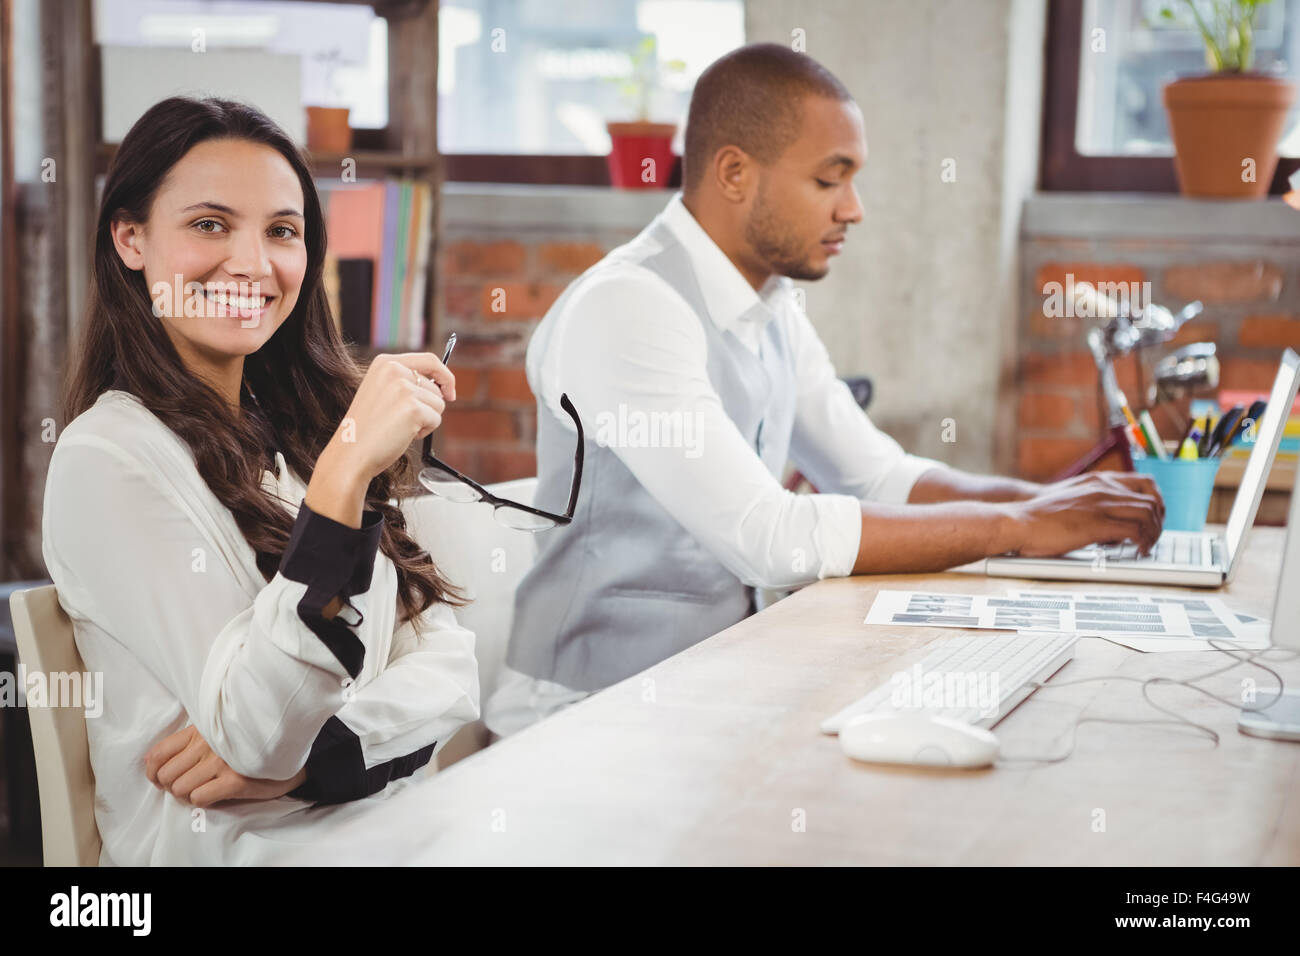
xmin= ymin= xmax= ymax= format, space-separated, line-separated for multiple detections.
xmin=547 ymin=270 xmax=864 ymax=591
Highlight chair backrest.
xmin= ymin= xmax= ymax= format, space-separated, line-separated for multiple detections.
xmin=402 ymin=478 xmax=539 ymax=716
xmin=8 ymin=585 xmax=102 ymax=866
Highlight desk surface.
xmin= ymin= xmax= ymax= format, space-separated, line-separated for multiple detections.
xmin=285 ymin=528 xmax=1299 ymax=865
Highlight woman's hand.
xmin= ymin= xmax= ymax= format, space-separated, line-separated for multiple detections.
xmin=144 ymin=725 xmax=307 ymax=808
xmin=306 ymin=352 xmax=456 ymax=529
xmin=329 ymin=352 xmax=457 ymax=483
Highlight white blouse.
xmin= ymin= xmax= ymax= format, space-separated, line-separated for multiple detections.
xmin=40 ymin=389 xmax=480 ymax=865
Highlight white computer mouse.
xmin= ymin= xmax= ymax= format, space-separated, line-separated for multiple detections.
xmin=839 ymin=712 xmax=1000 ymax=769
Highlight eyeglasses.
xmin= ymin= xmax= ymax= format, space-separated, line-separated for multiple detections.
xmin=419 ymin=392 xmax=584 ymax=532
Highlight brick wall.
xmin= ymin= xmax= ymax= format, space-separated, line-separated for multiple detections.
xmin=434 ymin=189 xmax=656 ymax=483
xmin=1017 ymin=202 xmax=1300 ymax=482
xmin=437 ymin=193 xmax=1300 ymax=492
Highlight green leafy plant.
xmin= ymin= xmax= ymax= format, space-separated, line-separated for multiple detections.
xmin=1159 ymin=0 xmax=1273 ymax=72
xmin=614 ymin=35 xmax=686 ymax=121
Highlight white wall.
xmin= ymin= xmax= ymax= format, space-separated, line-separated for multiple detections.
xmin=745 ymin=0 xmax=1046 ymax=473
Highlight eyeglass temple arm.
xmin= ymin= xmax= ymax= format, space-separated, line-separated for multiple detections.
xmin=559 ymin=392 xmax=584 ymax=518
xmin=422 ymin=395 xmax=583 ymax=521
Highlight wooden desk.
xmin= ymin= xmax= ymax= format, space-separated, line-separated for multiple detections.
xmin=283 ymin=528 xmax=1299 ymax=866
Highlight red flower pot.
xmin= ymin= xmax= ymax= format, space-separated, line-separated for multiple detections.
xmin=606 ymin=121 xmax=677 ymax=189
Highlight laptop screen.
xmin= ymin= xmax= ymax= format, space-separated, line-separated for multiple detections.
xmin=1224 ymin=349 xmax=1300 ymax=572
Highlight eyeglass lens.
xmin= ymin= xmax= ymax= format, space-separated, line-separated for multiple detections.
xmin=418 ymin=463 xmax=482 ymax=504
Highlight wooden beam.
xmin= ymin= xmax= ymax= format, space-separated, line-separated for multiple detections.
xmin=1 ymin=0 xmax=19 ymax=579
xmin=0 ymin=0 xmax=93 ymax=578
xmin=63 ymin=0 xmax=94 ymax=347
xmin=385 ymin=0 xmax=440 ymax=349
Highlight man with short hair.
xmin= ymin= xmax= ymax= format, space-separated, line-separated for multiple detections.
xmin=485 ymin=43 xmax=1162 ymax=736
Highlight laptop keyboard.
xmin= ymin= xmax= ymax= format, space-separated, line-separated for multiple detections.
xmin=1088 ymin=532 xmax=1214 ymax=567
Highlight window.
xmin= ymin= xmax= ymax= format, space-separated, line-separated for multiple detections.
xmin=438 ymin=0 xmax=745 ymax=183
xmin=1043 ymin=0 xmax=1300 ymax=191
xmin=94 ymin=0 xmax=389 ymax=140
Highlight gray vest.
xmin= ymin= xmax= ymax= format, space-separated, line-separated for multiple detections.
xmin=507 ymin=221 xmax=797 ymax=692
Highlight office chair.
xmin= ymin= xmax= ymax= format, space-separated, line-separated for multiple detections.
xmin=8 ymin=585 xmax=102 ymax=866
xmin=785 ymin=375 xmax=873 ymax=491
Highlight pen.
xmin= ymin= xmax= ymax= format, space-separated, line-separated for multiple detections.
xmin=1226 ymin=399 xmax=1268 ymax=451
xmin=1127 ymin=423 xmax=1149 ymax=458
xmin=1206 ymin=404 xmax=1245 ymax=458
xmin=1197 ymin=414 xmax=1214 ymax=458
xmin=427 ymin=333 xmax=458 ymax=399
xmin=1138 ymin=410 xmax=1168 ymax=460
xmin=1119 ymin=397 xmax=1139 ymax=430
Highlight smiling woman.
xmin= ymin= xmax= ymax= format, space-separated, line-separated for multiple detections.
xmin=40 ymin=96 xmax=481 ymax=865
xmin=108 ymin=136 xmax=309 ymax=398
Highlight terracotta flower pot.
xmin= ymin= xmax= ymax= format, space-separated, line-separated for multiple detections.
xmin=606 ymin=121 xmax=676 ymax=189
xmin=306 ymin=106 xmax=353 ymax=154
xmin=1162 ymin=73 xmax=1295 ymax=198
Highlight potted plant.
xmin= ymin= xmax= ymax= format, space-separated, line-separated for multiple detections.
xmin=306 ymin=48 xmax=353 ymax=154
xmin=1160 ymin=0 xmax=1295 ymax=198
xmin=606 ymin=36 xmax=685 ymax=189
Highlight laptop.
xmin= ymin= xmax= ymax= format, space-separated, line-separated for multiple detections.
xmin=986 ymin=347 xmax=1300 ymax=588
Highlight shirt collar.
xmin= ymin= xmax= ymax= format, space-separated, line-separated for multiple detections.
xmin=658 ymin=192 xmax=791 ymax=334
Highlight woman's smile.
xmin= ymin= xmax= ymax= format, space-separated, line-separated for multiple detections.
xmin=201 ymin=285 xmax=275 ymax=320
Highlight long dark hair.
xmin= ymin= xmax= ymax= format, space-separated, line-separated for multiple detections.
xmin=65 ymin=95 xmax=462 ymax=621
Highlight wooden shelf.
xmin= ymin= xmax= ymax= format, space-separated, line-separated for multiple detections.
xmin=306 ymin=149 xmax=436 ymax=172
xmin=1214 ymin=454 xmax=1297 ymax=491
xmin=95 ymin=141 xmax=435 ymax=177
xmin=1209 ymin=453 xmax=1295 ymax=525
xmin=345 ymin=341 xmax=433 ymax=359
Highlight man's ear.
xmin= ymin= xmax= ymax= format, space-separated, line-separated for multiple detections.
xmin=109 ymin=218 xmax=147 ymax=271
xmin=712 ymin=145 xmax=756 ymax=204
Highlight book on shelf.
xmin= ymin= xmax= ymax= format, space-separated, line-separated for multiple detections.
xmin=319 ymin=176 xmax=433 ymax=350
xmin=337 ymin=258 xmax=375 ymax=346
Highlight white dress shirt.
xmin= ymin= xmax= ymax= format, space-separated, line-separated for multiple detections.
xmin=41 ymin=389 xmax=480 ymax=865
xmin=485 ymin=193 xmax=940 ymax=736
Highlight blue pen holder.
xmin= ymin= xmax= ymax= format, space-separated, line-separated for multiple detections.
xmin=1134 ymin=457 xmax=1222 ymax=532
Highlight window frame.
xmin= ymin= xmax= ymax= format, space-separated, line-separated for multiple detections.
xmin=434 ymin=0 xmax=693 ymax=186
xmin=1041 ymin=0 xmax=1300 ymax=193
xmin=441 ymin=153 xmax=681 ymax=186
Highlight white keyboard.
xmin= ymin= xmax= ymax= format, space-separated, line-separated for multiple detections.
xmin=820 ymin=631 xmax=1078 ymax=734
xmin=1072 ymin=531 xmax=1217 ymax=568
